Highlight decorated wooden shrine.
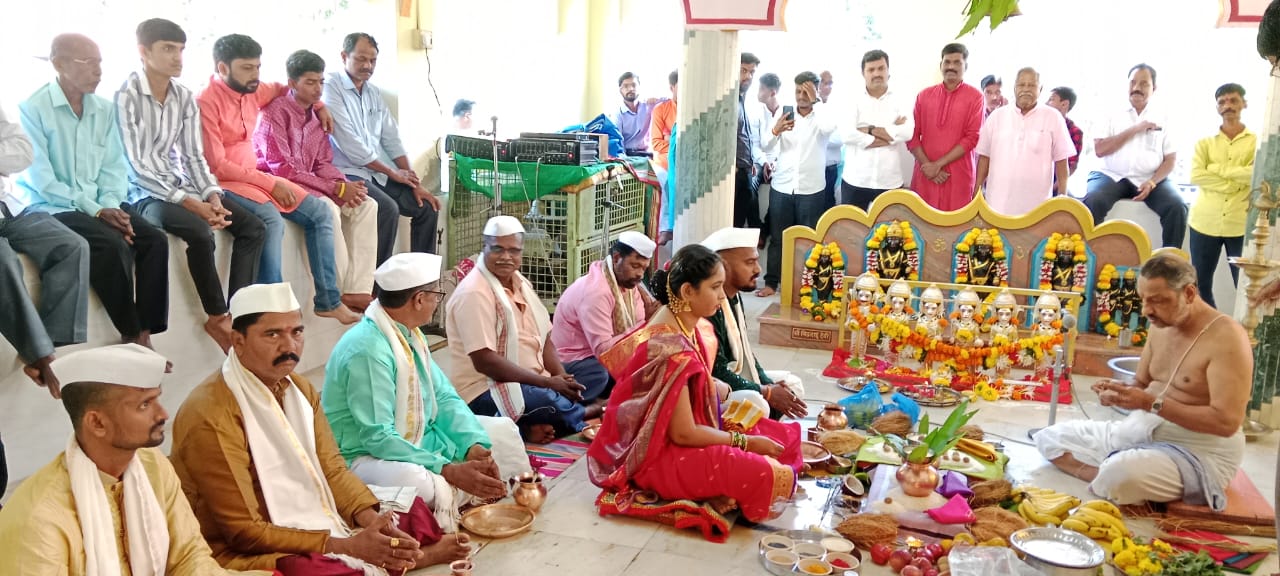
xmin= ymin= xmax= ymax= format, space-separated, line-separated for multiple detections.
xmin=759 ymin=190 xmax=1159 ymax=377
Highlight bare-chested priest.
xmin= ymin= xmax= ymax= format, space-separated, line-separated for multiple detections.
xmin=1035 ymin=253 xmax=1251 ymax=509
xmin=0 ymin=344 xmax=270 ymax=575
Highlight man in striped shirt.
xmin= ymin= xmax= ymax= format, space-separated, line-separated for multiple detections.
xmin=117 ymin=18 xmax=267 ymax=353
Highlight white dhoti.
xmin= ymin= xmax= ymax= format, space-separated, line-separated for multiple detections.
xmin=324 ymin=196 xmax=379 ymax=294
xmin=1034 ymin=411 xmax=1243 ymax=505
xmin=349 ymin=416 xmax=532 ymax=532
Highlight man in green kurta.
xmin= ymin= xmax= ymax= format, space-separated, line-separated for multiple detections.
xmin=322 ymin=252 xmax=530 ymax=532
xmin=701 ymin=227 xmax=809 ymax=420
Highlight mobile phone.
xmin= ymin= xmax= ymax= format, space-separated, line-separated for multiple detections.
xmin=782 ymin=105 xmax=795 ymax=121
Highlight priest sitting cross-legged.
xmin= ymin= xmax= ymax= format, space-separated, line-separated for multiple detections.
xmin=170 ymin=283 xmax=469 ymax=575
xmin=323 ymin=252 xmax=533 ymax=534
xmin=702 ymin=227 xmax=809 ymax=420
xmin=550 ymin=231 xmax=660 ymax=410
xmin=446 ymin=215 xmax=588 ymax=443
xmin=0 ymin=344 xmax=271 ymax=575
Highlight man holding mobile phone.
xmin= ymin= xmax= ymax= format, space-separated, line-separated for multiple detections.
xmin=756 ymin=72 xmax=837 ymax=298
xmin=1083 ymin=64 xmax=1186 ymax=248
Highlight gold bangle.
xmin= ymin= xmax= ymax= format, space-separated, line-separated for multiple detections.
xmin=338 ymin=182 xmax=346 ymax=198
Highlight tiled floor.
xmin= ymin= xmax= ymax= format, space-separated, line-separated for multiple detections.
xmin=409 ymin=292 xmax=1280 ymax=575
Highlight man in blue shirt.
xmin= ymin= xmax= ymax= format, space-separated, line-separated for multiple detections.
xmin=323 ymin=32 xmax=440 ymax=264
xmin=17 ymin=33 xmax=170 ymax=355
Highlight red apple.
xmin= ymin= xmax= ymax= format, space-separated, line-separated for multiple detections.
xmin=925 ymin=543 xmax=945 ymax=560
xmin=923 ymin=569 xmax=940 ymax=576
xmin=911 ymin=557 xmax=933 ymax=572
xmin=889 ymin=549 xmax=913 ymax=573
xmin=870 ymin=543 xmax=894 ymax=565
xmin=901 ymin=566 xmax=924 ymax=576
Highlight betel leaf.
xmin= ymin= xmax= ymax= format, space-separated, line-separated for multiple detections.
xmin=917 ymin=413 xmax=930 ymax=436
xmin=908 ymin=443 xmax=931 ymax=463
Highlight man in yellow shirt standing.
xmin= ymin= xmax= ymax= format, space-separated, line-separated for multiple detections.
xmin=1188 ymin=83 xmax=1255 ymax=309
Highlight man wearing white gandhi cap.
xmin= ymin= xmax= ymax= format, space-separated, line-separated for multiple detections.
xmin=323 ymin=252 xmax=532 ymax=535
xmin=447 ymin=215 xmax=586 ymax=444
xmin=551 ymin=230 xmax=659 ymax=411
xmin=0 ymin=344 xmax=273 ymax=575
xmin=172 ymin=283 xmax=468 ymax=574
xmin=702 ymin=227 xmax=809 ymax=420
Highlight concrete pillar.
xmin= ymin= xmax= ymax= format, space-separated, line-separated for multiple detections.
xmin=672 ymin=29 xmax=739 ymax=248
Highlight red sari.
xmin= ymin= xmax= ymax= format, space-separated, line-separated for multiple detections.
xmin=586 ymin=320 xmax=803 ymax=522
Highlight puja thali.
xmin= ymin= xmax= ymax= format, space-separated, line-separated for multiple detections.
xmin=800 ymin=441 xmax=832 ymax=465
xmin=899 ymin=385 xmax=963 ymax=407
xmin=459 ymin=504 xmax=535 ymax=538
xmin=836 ymin=376 xmax=893 ymax=395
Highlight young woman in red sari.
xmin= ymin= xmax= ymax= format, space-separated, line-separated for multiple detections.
xmin=586 ymin=245 xmax=803 ymax=522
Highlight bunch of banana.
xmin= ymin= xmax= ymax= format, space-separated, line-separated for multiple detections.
xmin=1060 ymin=500 xmax=1129 ymax=542
xmin=1015 ymin=486 xmax=1080 ymax=525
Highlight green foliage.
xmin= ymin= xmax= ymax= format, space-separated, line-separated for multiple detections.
xmin=905 ymin=401 xmax=978 ymax=464
xmin=957 ymin=0 xmax=1019 ymax=38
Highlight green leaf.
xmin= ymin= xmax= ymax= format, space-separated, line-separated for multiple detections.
xmin=917 ymin=413 xmax=930 ymax=435
xmin=908 ymin=443 xmax=931 ymax=463
xmin=956 ymin=0 xmax=992 ymax=37
xmin=989 ymin=0 xmax=1014 ymax=30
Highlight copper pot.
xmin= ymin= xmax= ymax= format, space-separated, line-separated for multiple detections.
xmin=816 ymin=404 xmax=849 ymax=432
xmin=895 ymin=461 xmax=940 ymax=498
xmin=510 ymin=471 xmax=548 ymax=513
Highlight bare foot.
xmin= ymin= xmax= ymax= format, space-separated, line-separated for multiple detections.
xmin=755 ymin=286 xmax=777 ymax=298
xmin=204 ymin=314 xmax=233 ymax=354
xmin=522 ymin=423 xmax=557 ymax=444
xmin=583 ymin=398 xmax=607 ymax=420
xmin=1050 ymin=453 xmax=1099 ymax=482
xmin=341 ymin=293 xmax=373 ymax=313
xmin=316 ymin=303 xmax=361 ymax=325
xmin=708 ymin=496 xmax=738 ymax=515
xmin=23 ymin=354 xmax=62 ymax=399
xmin=417 ymin=533 xmax=471 ymax=568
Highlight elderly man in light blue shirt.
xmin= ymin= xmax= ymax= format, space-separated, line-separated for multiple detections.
xmin=323 ymin=32 xmax=440 ymax=265
xmin=17 ymin=33 xmax=170 ymax=352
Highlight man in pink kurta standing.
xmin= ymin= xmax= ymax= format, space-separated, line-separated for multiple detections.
xmin=908 ymin=43 xmax=984 ymax=212
xmin=974 ymin=67 xmax=1075 ymax=216
xmin=550 ymin=231 xmax=658 ymax=410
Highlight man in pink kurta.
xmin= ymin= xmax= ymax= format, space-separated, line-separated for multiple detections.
xmin=255 ymin=50 xmax=379 ymax=309
xmin=197 ymin=34 xmax=358 ymax=323
xmin=908 ymin=43 xmax=984 ymax=212
xmin=974 ymin=67 xmax=1074 ymax=216
xmin=551 ymin=232 xmax=657 ymax=406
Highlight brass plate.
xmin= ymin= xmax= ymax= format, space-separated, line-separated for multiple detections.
xmin=836 ymin=377 xmax=893 ymax=394
xmin=800 ymin=441 xmax=832 ymax=465
xmin=902 ymin=385 xmax=963 ymax=407
xmin=459 ymin=504 xmax=535 ymax=538
xmin=581 ymin=423 xmax=601 ymax=441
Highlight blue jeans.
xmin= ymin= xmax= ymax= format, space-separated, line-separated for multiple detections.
xmin=1084 ymin=172 xmax=1188 ymax=248
xmin=222 ymin=193 xmax=341 ymax=311
xmin=469 ymin=384 xmax=587 ymax=438
xmin=1188 ymin=227 xmax=1243 ymax=309
xmin=563 ymin=357 xmax=612 ymax=402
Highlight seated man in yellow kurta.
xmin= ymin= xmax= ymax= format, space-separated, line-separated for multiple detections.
xmin=170 ymin=283 xmax=469 ymax=575
xmin=0 ymin=344 xmax=269 ymax=575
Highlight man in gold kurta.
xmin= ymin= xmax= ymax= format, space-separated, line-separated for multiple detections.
xmin=171 ymin=283 xmax=466 ymax=575
xmin=0 ymin=344 xmax=268 ymax=575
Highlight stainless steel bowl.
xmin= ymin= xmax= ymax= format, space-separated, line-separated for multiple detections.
xmin=1108 ymin=356 xmax=1140 ymax=381
xmin=1010 ymin=527 xmax=1105 ymax=576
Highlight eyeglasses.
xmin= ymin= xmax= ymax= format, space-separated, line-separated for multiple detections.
xmin=486 ymin=245 xmax=523 ymax=257
xmin=422 ymin=290 xmax=446 ymax=303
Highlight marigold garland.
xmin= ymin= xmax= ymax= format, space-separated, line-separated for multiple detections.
xmin=954 ymin=227 xmax=1009 ymax=287
xmin=1038 ymin=232 xmax=1089 ymax=293
xmin=862 ymin=311 xmax=1063 ymax=373
xmin=800 ymin=242 xmax=847 ymax=322
xmin=865 ymin=221 xmax=920 ymax=281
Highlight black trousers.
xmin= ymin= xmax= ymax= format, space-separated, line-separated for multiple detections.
xmin=733 ymin=165 xmax=762 ymax=229
xmin=134 ymin=196 xmax=266 ymax=315
xmin=1188 ymin=227 xmax=1244 ymax=309
xmin=821 ymin=163 xmax=839 ymax=210
xmin=1083 ymin=172 xmax=1188 ymax=248
xmin=54 ymin=208 xmax=168 ymax=338
xmin=364 ymin=178 xmax=438 ymax=264
xmin=841 ymin=182 xmax=892 ymax=211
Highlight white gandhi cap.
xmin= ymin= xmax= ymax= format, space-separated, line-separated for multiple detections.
xmin=483 ymin=215 xmax=526 ymax=236
xmin=701 ymin=227 xmax=760 ymax=252
xmin=616 ymin=231 xmax=656 ymax=259
xmin=375 ymin=252 xmax=444 ymax=291
xmin=229 ymin=282 xmax=301 ymax=320
xmin=51 ymin=343 xmax=168 ymax=388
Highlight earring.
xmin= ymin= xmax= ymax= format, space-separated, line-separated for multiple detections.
xmin=669 ymin=296 xmax=691 ymax=314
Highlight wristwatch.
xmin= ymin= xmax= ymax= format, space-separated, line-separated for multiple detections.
xmin=1149 ymin=396 xmax=1164 ymax=414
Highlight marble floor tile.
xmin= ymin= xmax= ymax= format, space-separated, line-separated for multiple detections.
xmin=531 ymin=478 xmax=661 ymax=547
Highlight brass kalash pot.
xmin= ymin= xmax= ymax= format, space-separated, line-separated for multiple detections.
xmin=510 ymin=471 xmax=548 ymax=513
xmin=817 ymin=404 xmax=849 ymax=432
